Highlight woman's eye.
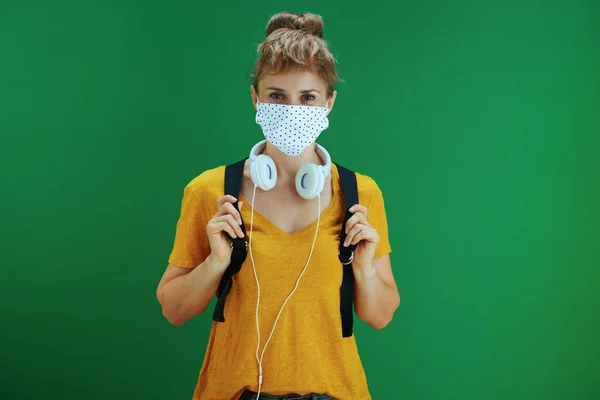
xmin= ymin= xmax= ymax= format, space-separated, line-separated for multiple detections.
xmin=269 ymin=93 xmax=284 ymax=100
xmin=302 ymin=94 xmax=315 ymax=102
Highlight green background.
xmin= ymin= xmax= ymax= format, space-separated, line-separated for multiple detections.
xmin=1 ymin=0 xmax=598 ymax=399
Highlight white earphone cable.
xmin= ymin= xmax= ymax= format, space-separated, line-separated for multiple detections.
xmin=249 ymin=187 xmax=321 ymax=400
xmin=249 ymin=184 xmax=263 ymax=394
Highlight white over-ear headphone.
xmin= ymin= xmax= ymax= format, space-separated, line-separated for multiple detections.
xmin=249 ymin=139 xmax=332 ymax=200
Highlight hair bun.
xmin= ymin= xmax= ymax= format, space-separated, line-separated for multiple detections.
xmin=266 ymin=12 xmax=324 ymax=38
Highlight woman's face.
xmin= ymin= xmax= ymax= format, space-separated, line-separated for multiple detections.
xmin=251 ymin=67 xmax=336 ymax=112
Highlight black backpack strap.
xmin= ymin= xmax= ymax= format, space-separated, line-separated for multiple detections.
xmin=213 ymin=158 xmax=248 ymax=322
xmin=335 ymin=163 xmax=359 ymax=337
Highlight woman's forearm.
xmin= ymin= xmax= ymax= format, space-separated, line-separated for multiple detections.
xmin=158 ymin=254 xmax=227 ymax=326
xmin=353 ymin=264 xmax=400 ymax=329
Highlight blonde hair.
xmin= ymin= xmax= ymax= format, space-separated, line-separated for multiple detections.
xmin=252 ymin=12 xmax=340 ymax=97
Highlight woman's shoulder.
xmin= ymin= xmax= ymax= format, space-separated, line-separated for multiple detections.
xmin=333 ymin=164 xmax=383 ymax=200
xmin=355 ymin=172 xmax=386 ymax=211
xmin=183 ymin=164 xmax=227 ymax=199
xmin=331 ymin=163 xmax=386 ymax=212
xmin=355 ymin=171 xmax=381 ymax=195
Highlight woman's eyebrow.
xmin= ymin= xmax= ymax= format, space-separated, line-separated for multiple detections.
xmin=266 ymin=87 xmax=320 ymax=94
xmin=266 ymin=86 xmax=286 ymax=91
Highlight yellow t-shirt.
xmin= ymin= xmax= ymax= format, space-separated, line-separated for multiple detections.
xmin=168 ymin=162 xmax=391 ymax=400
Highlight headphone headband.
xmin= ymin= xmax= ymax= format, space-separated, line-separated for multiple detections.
xmin=315 ymin=143 xmax=332 ymax=179
xmin=249 ymin=140 xmax=267 ymax=162
xmin=249 ymin=139 xmax=331 ymax=179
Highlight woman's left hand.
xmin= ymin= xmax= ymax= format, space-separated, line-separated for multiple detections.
xmin=343 ymin=204 xmax=380 ymax=270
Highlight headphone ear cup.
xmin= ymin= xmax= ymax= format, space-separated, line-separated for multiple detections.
xmin=251 ymin=154 xmax=277 ymax=191
xmin=296 ymin=163 xmax=324 ymax=200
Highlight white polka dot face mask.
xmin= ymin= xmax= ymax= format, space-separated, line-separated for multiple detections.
xmin=255 ymin=102 xmax=329 ymax=157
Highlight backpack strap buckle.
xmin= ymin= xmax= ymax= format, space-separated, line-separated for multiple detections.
xmin=230 ymin=239 xmax=248 ymax=252
xmin=338 ymin=249 xmax=354 ymax=265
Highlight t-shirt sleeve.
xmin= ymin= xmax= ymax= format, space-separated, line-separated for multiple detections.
xmin=168 ymin=183 xmax=212 ymax=269
xmin=365 ymin=180 xmax=392 ymax=260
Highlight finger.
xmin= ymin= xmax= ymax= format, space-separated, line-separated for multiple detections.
xmin=351 ymin=228 xmax=378 ymax=245
xmin=217 ymin=201 xmax=243 ymax=225
xmin=210 ymin=221 xmax=237 ymax=239
xmin=214 ymin=214 xmax=244 ymax=238
xmin=345 ymin=212 xmax=363 ymax=232
xmin=349 ymin=204 xmax=368 ymax=218
xmin=345 ymin=212 xmax=367 ymax=234
xmin=224 ymin=214 xmax=244 ymax=237
xmin=217 ymin=195 xmax=237 ymax=209
xmin=344 ymin=223 xmax=366 ymax=247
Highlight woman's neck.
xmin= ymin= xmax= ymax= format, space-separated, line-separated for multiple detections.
xmin=263 ymin=141 xmax=323 ymax=183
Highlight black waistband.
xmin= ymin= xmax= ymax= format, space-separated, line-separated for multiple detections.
xmin=239 ymin=389 xmax=334 ymax=400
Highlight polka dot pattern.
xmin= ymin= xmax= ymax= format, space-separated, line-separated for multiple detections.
xmin=255 ymin=102 xmax=329 ymax=156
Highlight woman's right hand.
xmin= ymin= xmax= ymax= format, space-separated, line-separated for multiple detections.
xmin=206 ymin=195 xmax=245 ymax=270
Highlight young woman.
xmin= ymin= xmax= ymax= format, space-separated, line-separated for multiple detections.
xmin=157 ymin=11 xmax=400 ymax=400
